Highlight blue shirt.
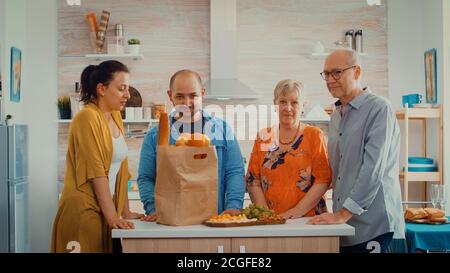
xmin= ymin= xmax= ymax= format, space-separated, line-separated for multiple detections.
xmin=328 ymin=88 xmax=405 ymax=247
xmin=137 ymin=110 xmax=246 ymax=215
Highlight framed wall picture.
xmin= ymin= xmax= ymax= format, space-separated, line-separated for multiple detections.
xmin=10 ymin=46 xmax=22 ymax=103
xmin=424 ymin=48 xmax=437 ymax=104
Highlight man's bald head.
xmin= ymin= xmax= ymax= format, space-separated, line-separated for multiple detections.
xmin=326 ymin=49 xmax=361 ymax=67
xmin=323 ymin=49 xmax=363 ymax=102
xmin=169 ymin=69 xmax=204 ymax=91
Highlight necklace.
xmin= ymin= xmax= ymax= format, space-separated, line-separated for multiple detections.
xmin=279 ymin=122 xmax=301 ymax=145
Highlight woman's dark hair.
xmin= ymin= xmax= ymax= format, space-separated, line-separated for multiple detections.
xmin=80 ymin=60 xmax=129 ymax=104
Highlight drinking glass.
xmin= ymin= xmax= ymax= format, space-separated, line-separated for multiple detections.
xmin=430 ymin=184 xmax=440 ymax=208
xmin=437 ymin=185 xmax=446 ymax=209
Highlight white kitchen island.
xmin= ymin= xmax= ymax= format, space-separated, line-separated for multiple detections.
xmin=112 ymin=218 xmax=354 ymax=253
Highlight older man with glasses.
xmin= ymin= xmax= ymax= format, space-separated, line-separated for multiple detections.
xmin=308 ymin=49 xmax=405 ymax=253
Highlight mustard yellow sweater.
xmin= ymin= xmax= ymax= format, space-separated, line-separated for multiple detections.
xmin=51 ymin=103 xmax=131 ymax=253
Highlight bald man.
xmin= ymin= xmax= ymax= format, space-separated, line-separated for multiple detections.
xmin=308 ymin=49 xmax=405 ymax=253
xmin=137 ymin=69 xmax=245 ymax=222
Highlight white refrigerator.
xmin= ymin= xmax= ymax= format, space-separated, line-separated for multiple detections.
xmin=0 ymin=124 xmax=30 ymax=253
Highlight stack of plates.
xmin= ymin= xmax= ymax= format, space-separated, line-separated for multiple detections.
xmin=407 ymin=157 xmax=437 ymax=172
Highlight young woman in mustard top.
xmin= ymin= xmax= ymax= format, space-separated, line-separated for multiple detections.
xmin=51 ymin=61 xmax=144 ymax=253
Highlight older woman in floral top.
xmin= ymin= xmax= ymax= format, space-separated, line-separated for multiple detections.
xmin=246 ymin=79 xmax=332 ymax=219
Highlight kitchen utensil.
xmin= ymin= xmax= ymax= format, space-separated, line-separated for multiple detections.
xmin=355 ymin=29 xmax=363 ymax=53
xmin=96 ymin=10 xmax=110 ymax=49
xmin=345 ymin=30 xmax=354 ymax=49
xmin=85 ymin=12 xmax=99 ymax=33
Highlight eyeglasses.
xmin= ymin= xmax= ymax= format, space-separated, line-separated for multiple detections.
xmin=320 ymin=65 xmax=356 ymax=81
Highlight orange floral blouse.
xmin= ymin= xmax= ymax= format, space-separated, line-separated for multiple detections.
xmin=245 ymin=125 xmax=332 ymax=216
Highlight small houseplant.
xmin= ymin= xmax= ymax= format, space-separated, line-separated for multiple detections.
xmin=5 ymin=114 xmax=13 ymax=126
xmin=57 ymin=96 xmax=72 ymax=120
xmin=127 ymin=38 xmax=141 ymax=55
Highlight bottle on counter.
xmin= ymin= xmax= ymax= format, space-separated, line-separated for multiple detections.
xmin=69 ymin=82 xmax=84 ymax=119
xmin=355 ymin=30 xmax=363 ymax=53
xmin=345 ymin=30 xmax=355 ymax=50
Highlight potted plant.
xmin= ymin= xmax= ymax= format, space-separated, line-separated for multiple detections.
xmin=5 ymin=114 xmax=13 ymax=126
xmin=57 ymin=96 xmax=72 ymax=120
xmin=127 ymin=38 xmax=141 ymax=55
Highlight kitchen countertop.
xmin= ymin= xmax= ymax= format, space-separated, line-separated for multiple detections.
xmin=112 ymin=218 xmax=354 ymax=238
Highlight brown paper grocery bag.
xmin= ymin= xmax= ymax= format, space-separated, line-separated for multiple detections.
xmin=155 ymin=145 xmax=218 ymax=226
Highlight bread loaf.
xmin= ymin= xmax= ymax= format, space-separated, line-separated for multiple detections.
xmin=175 ymin=132 xmax=210 ymax=147
xmin=157 ymin=112 xmax=170 ymax=146
xmin=404 ymin=208 xmax=428 ymax=220
xmin=424 ymin=208 xmax=445 ymax=219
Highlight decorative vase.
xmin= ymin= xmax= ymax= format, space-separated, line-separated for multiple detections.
xmin=59 ymin=108 xmax=72 ymax=120
xmin=128 ymin=44 xmax=140 ymax=55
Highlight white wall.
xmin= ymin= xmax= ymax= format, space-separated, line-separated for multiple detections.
xmin=388 ymin=0 xmax=425 ymax=171
xmin=389 ymin=0 xmax=448 ymax=210
xmin=1 ymin=0 xmax=58 ymax=252
xmin=442 ymin=1 xmax=450 ymax=213
xmin=388 ymin=0 xmax=425 ymax=109
xmin=1 ymin=0 xmax=27 ymax=122
xmin=0 ymin=0 xmax=5 ymax=115
xmin=422 ymin=0 xmax=442 ymax=192
xmin=24 ymin=0 xmax=59 ymax=253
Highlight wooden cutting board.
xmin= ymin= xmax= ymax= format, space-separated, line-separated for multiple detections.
xmin=406 ymin=218 xmax=449 ymax=225
xmin=204 ymin=219 xmax=286 ymax=228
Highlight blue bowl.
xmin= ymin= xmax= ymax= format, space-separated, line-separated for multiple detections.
xmin=408 ymin=157 xmax=434 ymax=165
xmin=408 ymin=166 xmax=438 ymax=172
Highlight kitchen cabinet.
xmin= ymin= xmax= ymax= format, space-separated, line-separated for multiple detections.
xmin=122 ymin=238 xmax=231 ymax=253
xmin=113 ymin=218 xmax=353 ymax=253
xmin=231 ymin=237 xmax=338 ymax=253
xmin=121 ymin=237 xmax=338 ymax=253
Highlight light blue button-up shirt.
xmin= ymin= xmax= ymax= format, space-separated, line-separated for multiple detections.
xmin=137 ymin=110 xmax=246 ymax=215
xmin=328 ymin=88 xmax=405 ymax=247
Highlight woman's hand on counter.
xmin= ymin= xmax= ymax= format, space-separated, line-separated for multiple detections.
xmin=108 ymin=217 xmax=135 ymax=229
xmin=123 ymin=211 xmax=145 ymax=220
xmin=140 ymin=213 xmax=157 ymax=222
xmin=279 ymin=207 xmax=304 ymax=219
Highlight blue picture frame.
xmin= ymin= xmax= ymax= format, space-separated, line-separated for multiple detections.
xmin=424 ymin=48 xmax=437 ymax=104
xmin=10 ymin=47 xmax=21 ymax=103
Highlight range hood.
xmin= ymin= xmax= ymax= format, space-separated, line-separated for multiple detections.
xmin=205 ymin=0 xmax=260 ymax=100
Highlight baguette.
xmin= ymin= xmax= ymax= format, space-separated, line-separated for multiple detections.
xmin=404 ymin=208 xmax=428 ymax=220
xmin=157 ymin=112 xmax=170 ymax=146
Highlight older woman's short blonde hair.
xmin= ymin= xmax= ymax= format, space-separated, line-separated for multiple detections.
xmin=273 ymin=79 xmax=305 ymax=104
